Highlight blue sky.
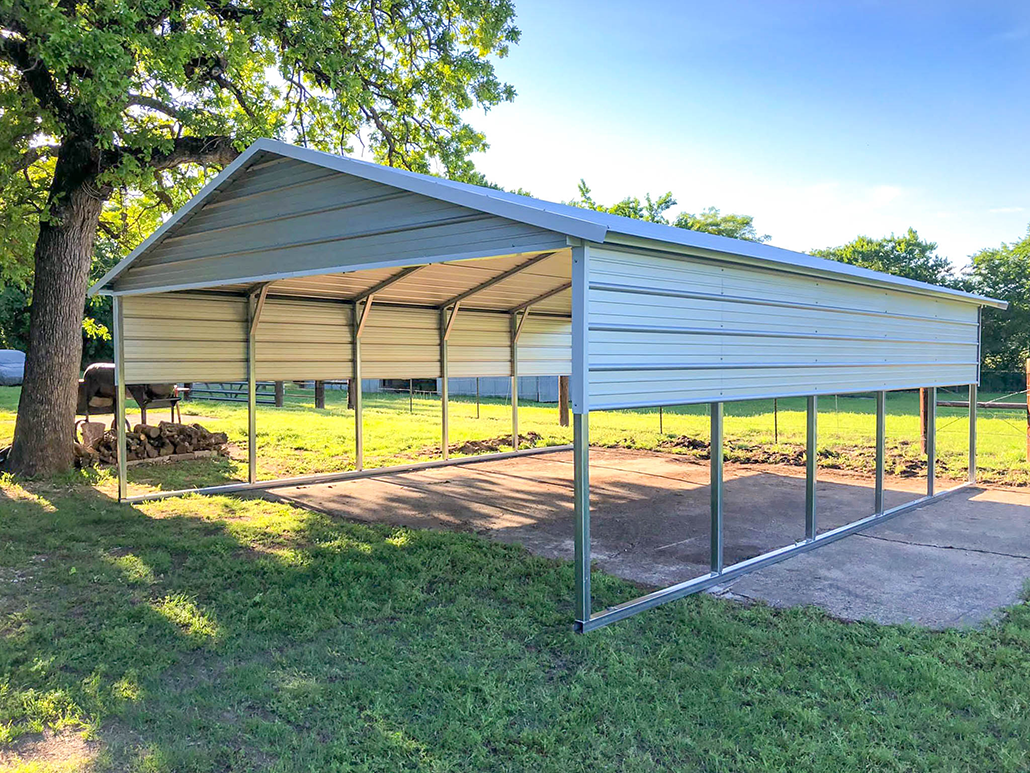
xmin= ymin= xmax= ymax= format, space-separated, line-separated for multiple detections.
xmin=463 ymin=0 xmax=1030 ymax=267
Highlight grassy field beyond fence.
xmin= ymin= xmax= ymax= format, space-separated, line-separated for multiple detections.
xmin=2 ymin=384 xmax=1030 ymax=494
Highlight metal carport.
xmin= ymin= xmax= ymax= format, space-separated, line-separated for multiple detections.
xmin=91 ymin=138 xmax=1006 ymax=631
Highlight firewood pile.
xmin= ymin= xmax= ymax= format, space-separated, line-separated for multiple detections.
xmin=75 ymin=421 xmax=229 ymax=467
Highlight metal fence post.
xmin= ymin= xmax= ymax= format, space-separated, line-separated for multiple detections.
xmin=710 ymin=402 xmax=724 ymax=574
xmin=874 ymin=390 xmax=886 ymax=514
xmin=969 ymin=382 xmax=977 ymax=484
xmin=927 ymin=386 xmax=936 ymax=496
xmin=247 ymin=297 xmax=257 ymax=484
xmin=806 ymin=395 xmax=818 ymax=540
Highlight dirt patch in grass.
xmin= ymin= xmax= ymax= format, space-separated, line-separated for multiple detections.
xmin=0 ymin=729 xmax=99 ymax=771
xmin=443 ymin=432 xmax=543 ymax=456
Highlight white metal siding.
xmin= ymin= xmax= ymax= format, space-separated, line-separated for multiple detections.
xmin=586 ymin=245 xmax=981 ymax=409
xmin=123 ymin=293 xmax=247 ymax=382
xmin=449 ymin=312 xmax=510 ymax=378
xmin=360 ymin=306 xmax=441 ymax=379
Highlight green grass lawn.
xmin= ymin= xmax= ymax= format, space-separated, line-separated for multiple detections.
xmin=2 ymin=479 xmax=1030 ymax=772
xmin=3 ymin=384 xmax=1028 ymax=496
xmin=3 ymin=385 xmax=1030 ymax=771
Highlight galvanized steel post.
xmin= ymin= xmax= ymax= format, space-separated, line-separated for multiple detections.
xmin=969 ymin=383 xmax=977 ymax=483
xmin=353 ymin=301 xmax=364 ymax=471
xmin=874 ymin=391 xmax=886 ymax=514
xmin=570 ymin=241 xmax=591 ymax=630
xmin=247 ymin=295 xmax=258 ymax=484
xmin=113 ymin=296 xmax=128 ymax=501
xmin=440 ymin=308 xmax=449 ymax=460
xmin=927 ymin=386 xmax=937 ymax=496
xmin=710 ymin=402 xmax=724 ymax=574
xmin=806 ymin=395 xmax=818 ymax=540
xmin=573 ymin=411 xmax=591 ymax=626
xmin=511 ymin=312 xmax=519 ymax=451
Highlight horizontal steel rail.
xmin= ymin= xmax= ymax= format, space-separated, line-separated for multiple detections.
xmin=578 ymin=481 xmax=972 ymax=632
xmin=589 ymin=322 xmax=976 ymax=347
xmin=121 ymin=443 xmax=573 ymax=504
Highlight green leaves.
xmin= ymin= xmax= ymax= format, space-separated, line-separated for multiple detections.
xmin=811 ymin=228 xmax=953 ymax=286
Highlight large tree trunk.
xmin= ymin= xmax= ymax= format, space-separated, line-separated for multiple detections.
xmin=7 ymin=146 xmax=106 ymax=476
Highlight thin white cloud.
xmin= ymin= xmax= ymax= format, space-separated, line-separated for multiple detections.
xmin=989 ymin=206 xmax=1025 ymax=214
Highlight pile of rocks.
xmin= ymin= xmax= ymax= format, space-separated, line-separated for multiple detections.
xmin=76 ymin=421 xmax=229 ymax=466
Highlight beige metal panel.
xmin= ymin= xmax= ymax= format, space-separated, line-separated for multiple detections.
xmin=587 ymin=245 xmax=981 ymax=408
xmin=449 ymin=311 xmax=510 ymax=377
xmin=254 ymin=297 xmax=353 ymax=380
xmin=361 ymin=305 xmax=441 ymax=379
xmin=518 ymin=315 xmax=572 ymax=377
xmin=122 ymin=293 xmax=247 ymax=382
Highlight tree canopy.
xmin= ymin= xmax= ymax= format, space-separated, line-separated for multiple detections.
xmin=811 ymin=228 xmax=954 ymax=286
xmin=964 ymin=228 xmax=1030 ymax=371
xmin=0 ymin=0 xmax=520 ymax=475
xmin=569 ymin=180 xmax=769 ymax=242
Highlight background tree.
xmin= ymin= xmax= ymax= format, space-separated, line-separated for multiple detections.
xmin=812 ymin=228 xmax=953 ymax=286
xmin=963 ymin=227 xmax=1030 ymax=371
xmin=570 ymin=180 xmax=769 ymax=241
xmin=0 ymin=0 xmax=519 ymax=475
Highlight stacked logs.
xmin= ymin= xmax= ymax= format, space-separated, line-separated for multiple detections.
xmin=77 ymin=421 xmax=229 ymax=466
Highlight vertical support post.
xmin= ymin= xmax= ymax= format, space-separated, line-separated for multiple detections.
xmin=476 ymin=377 xmax=480 ymax=419
xmin=113 ymin=296 xmax=128 ymax=501
xmin=352 ymin=302 xmax=363 ymax=471
xmin=874 ymin=390 xmax=886 ymax=514
xmin=314 ymin=380 xmax=325 ymax=409
xmin=409 ymin=378 xmax=413 ymax=414
xmin=573 ymin=411 xmax=591 ymax=626
xmin=571 ymin=241 xmax=591 ymax=630
xmin=773 ymin=398 xmax=779 ymax=444
xmin=926 ymin=386 xmax=936 ymax=496
xmin=969 ymin=382 xmax=977 ymax=484
xmin=659 ymin=405 xmax=664 ymax=435
xmin=710 ymin=402 xmax=724 ymax=574
xmin=805 ymin=395 xmax=817 ymax=540
xmin=511 ymin=312 xmax=519 ymax=450
xmin=274 ymin=381 xmax=284 ymax=408
xmin=247 ymin=295 xmax=257 ymax=484
xmin=440 ymin=308 xmax=449 ymax=460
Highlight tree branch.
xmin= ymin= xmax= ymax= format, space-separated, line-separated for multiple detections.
xmin=126 ymin=93 xmax=186 ymax=120
xmin=13 ymin=144 xmax=60 ymax=172
xmin=103 ymin=135 xmax=240 ymax=172
xmin=0 ymin=35 xmax=86 ymax=134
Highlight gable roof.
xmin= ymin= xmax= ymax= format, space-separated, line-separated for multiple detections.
xmin=91 ymin=138 xmax=1006 ymax=309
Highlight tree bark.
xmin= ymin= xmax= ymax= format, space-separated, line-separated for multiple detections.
xmin=7 ymin=145 xmax=106 ymax=476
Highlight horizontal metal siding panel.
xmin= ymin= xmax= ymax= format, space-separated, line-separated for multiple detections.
xmin=113 ymin=157 xmax=567 ymax=294
xmin=362 ymin=306 xmax=440 ymax=379
xmin=519 ymin=316 xmax=571 ymax=377
xmin=123 ymin=293 xmax=247 ymax=382
xmin=449 ymin=311 xmax=510 ymax=377
xmin=586 ymin=246 xmax=980 ymax=407
xmin=254 ymin=297 xmax=353 ymax=381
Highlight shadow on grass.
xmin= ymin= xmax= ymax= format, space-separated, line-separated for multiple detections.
xmin=3 ymin=479 xmax=1030 ymax=772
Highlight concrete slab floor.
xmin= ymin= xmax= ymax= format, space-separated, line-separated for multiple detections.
xmin=263 ymin=448 xmax=1030 ymax=629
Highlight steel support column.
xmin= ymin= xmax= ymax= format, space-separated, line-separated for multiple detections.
xmin=246 ymin=296 xmax=258 ymax=484
xmin=353 ymin=301 xmax=364 ymax=471
xmin=874 ymin=391 xmax=886 ymax=513
xmin=440 ymin=308 xmax=450 ymax=460
xmin=510 ymin=313 xmax=519 ymax=451
xmin=969 ymin=383 xmax=977 ymax=484
xmin=113 ymin=296 xmax=127 ymax=501
xmin=573 ymin=411 xmax=591 ymax=628
xmin=710 ymin=402 xmax=724 ymax=573
xmin=927 ymin=386 xmax=937 ymax=496
xmin=805 ymin=395 xmax=818 ymax=540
